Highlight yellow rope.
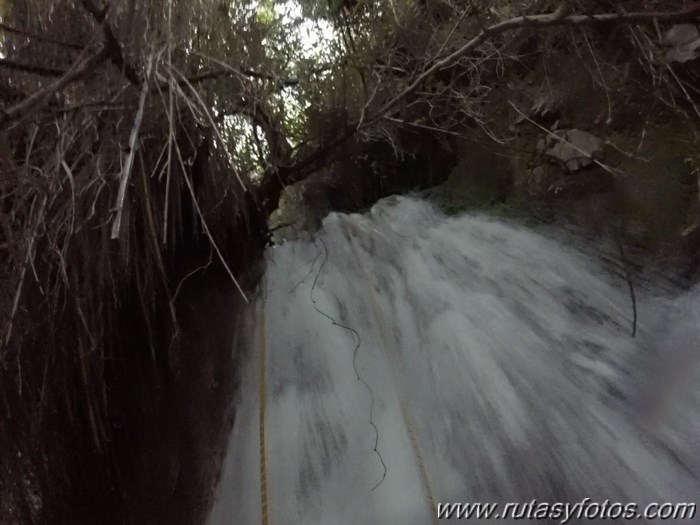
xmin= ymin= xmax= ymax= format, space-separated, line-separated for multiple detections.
xmin=374 ymin=314 xmax=439 ymax=524
xmin=259 ymin=284 xmax=270 ymax=525
xmin=398 ymin=397 xmax=438 ymax=523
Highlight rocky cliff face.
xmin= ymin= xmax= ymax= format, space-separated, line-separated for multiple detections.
xmin=428 ymin=22 xmax=700 ymax=278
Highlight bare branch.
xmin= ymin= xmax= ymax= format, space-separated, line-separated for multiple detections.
xmin=0 ymin=58 xmax=66 ymax=76
xmin=0 ymin=22 xmax=84 ymax=50
xmin=110 ymin=54 xmax=154 ymax=239
xmin=79 ymin=0 xmax=142 ymax=87
xmin=282 ymin=5 xmax=700 ymax=184
xmin=374 ymin=6 xmax=700 ymax=122
xmin=1 ymin=47 xmax=108 ymax=127
xmin=185 ymin=68 xmax=301 ymax=88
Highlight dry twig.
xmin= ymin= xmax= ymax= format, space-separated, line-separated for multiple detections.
xmin=111 ymin=54 xmax=154 ymax=239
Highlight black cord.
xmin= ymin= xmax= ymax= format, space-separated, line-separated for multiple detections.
xmin=309 ymin=236 xmax=387 ymax=491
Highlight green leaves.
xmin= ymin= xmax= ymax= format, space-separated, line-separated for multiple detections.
xmin=255 ymin=0 xmax=276 ymax=25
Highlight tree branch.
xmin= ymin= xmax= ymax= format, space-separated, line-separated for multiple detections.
xmin=0 ymin=58 xmax=66 ymax=77
xmin=0 ymin=22 xmax=83 ymax=50
xmin=79 ymin=0 xmax=141 ymax=87
xmin=374 ymin=6 xmax=700 ymax=121
xmin=111 ymin=55 xmax=153 ymax=239
xmin=186 ymin=68 xmax=301 ymax=88
xmin=278 ymin=5 xmax=700 ymax=188
xmin=236 ymin=96 xmax=292 ymax=167
xmin=1 ymin=48 xmax=108 ymax=127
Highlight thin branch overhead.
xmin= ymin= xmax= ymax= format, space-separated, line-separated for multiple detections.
xmin=373 ymin=5 xmax=700 ymax=124
xmin=111 ymin=54 xmax=154 ymax=240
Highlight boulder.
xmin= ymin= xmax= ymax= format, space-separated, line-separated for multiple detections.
xmin=538 ymin=129 xmax=604 ymax=173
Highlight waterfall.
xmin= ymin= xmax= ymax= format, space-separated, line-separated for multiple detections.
xmin=209 ymin=196 xmax=700 ymax=525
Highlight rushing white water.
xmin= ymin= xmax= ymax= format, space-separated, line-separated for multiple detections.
xmin=209 ymin=196 xmax=700 ymax=525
